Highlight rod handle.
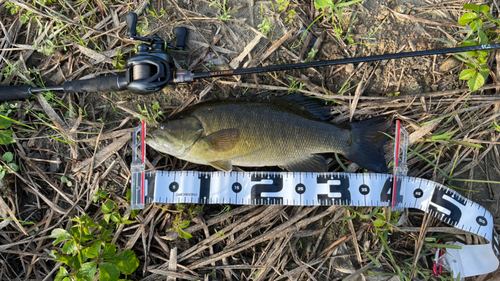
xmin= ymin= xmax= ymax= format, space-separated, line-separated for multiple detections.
xmin=0 ymin=85 xmax=31 ymax=101
xmin=63 ymin=76 xmax=127 ymax=93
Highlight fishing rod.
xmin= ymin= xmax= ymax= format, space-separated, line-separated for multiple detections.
xmin=0 ymin=12 xmax=499 ymax=102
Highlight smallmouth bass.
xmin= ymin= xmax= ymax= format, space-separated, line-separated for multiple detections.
xmin=146 ymin=95 xmax=392 ymax=173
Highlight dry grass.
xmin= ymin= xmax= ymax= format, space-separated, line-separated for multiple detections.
xmin=0 ymin=0 xmax=500 ymax=280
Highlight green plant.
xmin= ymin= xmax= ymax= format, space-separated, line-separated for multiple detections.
xmin=456 ymin=4 xmax=498 ymax=91
xmin=147 ymin=7 xmax=167 ymax=19
xmin=0 ymin=102 xmax=19 ymax=146
xmin=210 ymin=0 xmax=236 ymax=21
xmin=0 ymin=152 xmax=19 ymax=179
xmin=287 ymin=77 xmax=306 ymax=93
xmin=5 ymin=1 xmax=19 ymax=15
xmin=50 ymin=191 xmax=138 ymax=281
xmin=286 ymin=9 xmax=296 ymax=24
xmin=276 ymin=0 xmax=290 ymax=11
xmin=112 ymin=49 xmax=126 ymax=70
xmin=61 ymin=176 xmax=73 ymax=187
xmin=314 ymin=0 xmax=363 ymax=44
xmin=21 ymin=10 xmax=34 ymax=24
xmin=258 ymin=17 xmax=272 ymax=36
xmin=304 ymin=49 xmax=318 ymax=62
xmin=136 ymin=101 xmax=163 ymax=125
xmin=168 ymin=216 xmax=192 ymax=239
xmin=164 ymin=204 xmax=202 ymax=239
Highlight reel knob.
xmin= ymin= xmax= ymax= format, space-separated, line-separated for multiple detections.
xmin=173 ymin=27 xmax=188 ymax=50
xmin=126 ymin=12 xmax=138 ymax=38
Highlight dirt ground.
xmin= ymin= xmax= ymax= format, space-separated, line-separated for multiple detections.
xmin=1 ymin=0 xmax=500 ymax=280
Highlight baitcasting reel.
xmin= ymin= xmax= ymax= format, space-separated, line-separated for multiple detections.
xmin=124 ymin=12 xmax=189 ymax=94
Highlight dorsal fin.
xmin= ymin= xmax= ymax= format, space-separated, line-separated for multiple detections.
xmin=270 ymin=94 xmax=331 ymax=121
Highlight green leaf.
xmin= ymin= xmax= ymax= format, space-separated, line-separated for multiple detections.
xmin=479 ymin=30 xmax=489 ymax=45
xmin=85 ymin=241 xmax=102 ymax=258
xmin=8 ymin=163 xmax=19 ymax=171
xmin=431 ymin=38 xmax=454 ymax=47
xmin=458 ymin=12 xmax=478 ymax=25
xmin=97 ymin=190 xmax=108 ymax=198
xmin=463 ymin=4 xmax=480 ymax=12
xmin=120 ymin=218 xmax=136 ymax=225
xmin=101 ymin=229 xmax=114 ymax=241
xmin=465 ymin=63 xmax=476 ymax=68
xmin=102 ymin=201 xmax=115 ymax=214
xmin=94 ymin=190 xmax=107 ymax=203
xmin=107 ymin=250 xmax=140 ymax=275
xmin=104 ymin=214 xmax=111 ymax=223
xmin=55 ymin=255 xmax=73 ymax=266
xmin=0 ymin=116 xmax=12 ymax=129
xmin=178 ymin=228 xmax=193 ymax=239
xmin=50 ymin=229 xmax=73 ymax=245
xmin=79 ymin=262 xmax=97 ymax=281
xmin=340 ymin=212 xmax=357 ymax=221
xmin=426 ymin=243 xmax=463 ymax=249
xmin=448 ymin=140 xmax=483 ymax=148
xmin=359 ymin=207 xmax=380 ymax=219
xmin=61 ymin=176 xmax=68 ymax=183
xmin=0 ymin=114 xmax=34 ymax=129
xmin=179 ymin=220 xmax=190 ymax=229
xmin=62 ymin=240 xmax=78 ymax=255
xmin=2 ymin=152 xmax=12 ymax=163
xmin=335 ymin=0 xmax=363 ymax=7
xmin=57 ymin=255 xmax=81 ymax=270
xmin=314 ymin=0 xmax=333 ymax=9
xmin=131 ymin=210 xmax=139 ymax=219
xmin=0 ymin=130 xmax=15 ymax=145
xmin=480 ymin=69 xmax=490 ymax=80
xmin=99 ymin=262 xmax=120 ymax=281
xmin=374 ymin=219 xmax=386 ymax=228
xmin=479 ymin=5 xmax=490 ymax=14
xmin=468 ymin=72 xmax=485 ymax=92
xmin=126 ymin=189 xmax=131 ymax=201
xmin=459 ymin=69 xmax=476 ymax=80
xmin=111 ymin=213 xmax=120 ymax=223
xmin=55 ymin=267 xmax=69 ymax=281
xmin=101 ymin=243 xmax=116 ymax=259
xmin=470 ymin=19 xmax=482 ymax=32
xmin=0 ymin=170 xmax=6 ymax=180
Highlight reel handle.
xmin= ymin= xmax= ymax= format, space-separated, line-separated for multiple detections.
xmin=173 ymin=27 xmax=188 ymax=50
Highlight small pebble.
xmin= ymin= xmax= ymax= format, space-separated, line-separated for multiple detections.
xmin=394 ymin=4 xmax=407 ymax=14
xmin=345 ymin=63 xmax=355 ymax=74
xmin=439 ymin=57 xmax=461 ymax=72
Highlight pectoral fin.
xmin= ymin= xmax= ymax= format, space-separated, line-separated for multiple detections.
xmin=202 ymin=129 xmax=240 ymax=152
xmin=281 ymin=155 xmax=328 ymax=172
xmin=210 ymin=160 xmax=233 ymax=172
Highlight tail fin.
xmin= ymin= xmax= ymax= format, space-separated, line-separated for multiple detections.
xmin=344 ymin=116 xmax=393 ymax=173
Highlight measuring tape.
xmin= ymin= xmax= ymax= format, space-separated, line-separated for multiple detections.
xmin=130 ymin=121 xmax=500 ymax=278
